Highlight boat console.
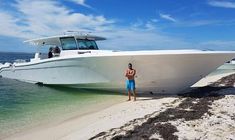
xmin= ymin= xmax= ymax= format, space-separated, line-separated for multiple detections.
xmin=24 ymin=33 xmax=106 ymax=61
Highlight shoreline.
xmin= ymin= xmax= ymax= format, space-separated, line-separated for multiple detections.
xmin=1 ymin=93 xmax=126 ymax=140
xmin=4 ymin=96 xmax=179 ymax=140
xmin=4 ymin=71 xmax=235 ymax=140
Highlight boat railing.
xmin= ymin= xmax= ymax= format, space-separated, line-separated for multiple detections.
xmin=14 ymin=59 xmax=27 ymax=64
xmin=0 ymin=62 xmax=12 ymax=68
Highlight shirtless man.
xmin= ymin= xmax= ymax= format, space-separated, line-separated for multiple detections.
xmin=125 ymin=63 xmax=136 ymax=101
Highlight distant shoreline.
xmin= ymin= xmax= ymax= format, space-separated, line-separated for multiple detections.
xmin=0 ymin=51 xmax=34 ymax=54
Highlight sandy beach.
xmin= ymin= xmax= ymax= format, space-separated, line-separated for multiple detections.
xmin=4 ymin=71 xmax=235 ymax=140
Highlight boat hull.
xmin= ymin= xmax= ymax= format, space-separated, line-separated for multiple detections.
xmin=218 ymin=62 xmax=235 ymax=70
xmin=0 ymin=51 xmax=235 ymax=93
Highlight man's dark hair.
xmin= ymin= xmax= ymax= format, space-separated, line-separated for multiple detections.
xmin=128 ymin=63 xmax=132 ymax=67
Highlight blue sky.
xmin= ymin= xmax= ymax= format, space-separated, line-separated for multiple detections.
xmin=0 ymin=0 xmax=235 ymax=52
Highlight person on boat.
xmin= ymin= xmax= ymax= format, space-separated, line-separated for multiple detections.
xmin=125 ymin=63 xmax=136 ymax=101
xmin=53 ymin=46 xmax=61 ymax=57
xmin=48 ymin=47 xmax=53 ymax=58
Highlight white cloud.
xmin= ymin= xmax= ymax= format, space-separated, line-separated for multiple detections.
xmin=66 ymin=0 xmax=91 ymax=8
xmin=193 ymin=40 xmax=235 ymax=51
xmin=200 ymin=40 xmax=235 ymax=48
xmin=0 ymin=12 xmax=31 ymax=38
xmin=174 ymin=19 xmax=235 ymax=27
xmin=131 ymin=19 xmax=157 ymax=30
xmin=145 ymin=22 xmax=156 ymax=30
xmin=151 ymin=19 xmax=159 ymax=23
xmin=208 ymin=1 xmax=235 ymax=8
xmin=0 ymin=12 xmax=19 ymax=36
xmin=0 ymin=0 xmax=114 ymax=39
xmin=176 ymin=19 xmax=219 ymax=27
xmin=96 ymin=29 xmax=192 ymax=50
xmin=159 ymin=13 xmax=177 ymax=22
xmin=131 ymin=19 xmax=144 ymax=28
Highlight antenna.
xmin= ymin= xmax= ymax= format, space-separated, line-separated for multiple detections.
xmin=63 ymin=30 xmax=92 ymax=36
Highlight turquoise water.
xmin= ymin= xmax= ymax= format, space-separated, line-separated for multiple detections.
xmin=0 ymin=52 xmax=126 ymax=138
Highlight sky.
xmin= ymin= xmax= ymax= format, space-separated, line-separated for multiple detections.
xmin=0 ymin=0 xmax=235 ymax=52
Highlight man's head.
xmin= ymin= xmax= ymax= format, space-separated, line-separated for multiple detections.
xmin=128 ymin=63 xmax=132 ymax=69
xmin=49 ymin=47 xmax=53 ymax=52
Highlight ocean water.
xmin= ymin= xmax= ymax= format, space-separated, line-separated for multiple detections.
xmin=0 ymin=52 xmax=125 ymax=138
xmin=0 ymin=52 xmax=34 ymax=64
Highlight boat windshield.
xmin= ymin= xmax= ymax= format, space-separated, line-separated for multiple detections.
xmin=60 ymin=37 xmax=78 ymax=50
xmin=77 ymin=39 xmax=99 ymax=50
xmin=59 ymin=37 xmax=99 ymax=50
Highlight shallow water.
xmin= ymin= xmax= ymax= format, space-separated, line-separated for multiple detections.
xmin=0 ymin=78 xmax=125 ymax=137
xmin=0 ymin=52 xmax=126 ymax=138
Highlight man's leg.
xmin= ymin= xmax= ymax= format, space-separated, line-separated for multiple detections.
xmin=126 ymin=80 xmax=131 ymax=101
xmin=131 ymin=80 xmax=136 ymax=101
xmin=133 ymin=89 xmax=136 ymax=101
xmin=128 ymin=90 xmax=131 ymax=101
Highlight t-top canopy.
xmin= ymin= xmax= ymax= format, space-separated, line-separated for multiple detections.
xmin=24 ymin=34 xmax=106 ymax=46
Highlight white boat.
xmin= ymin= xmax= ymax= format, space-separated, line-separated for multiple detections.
xmin=0 ymin=33 xmax=235 ymax=93
xmin=218 ymin=59 xmax=235 ymax=70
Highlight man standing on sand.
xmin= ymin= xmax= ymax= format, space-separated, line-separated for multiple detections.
xmin=125 ymin=63 xmax=136 ymax=101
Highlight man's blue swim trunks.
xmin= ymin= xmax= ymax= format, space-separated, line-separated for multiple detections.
xmin=126 ymin=80 xmax=135 ymax=91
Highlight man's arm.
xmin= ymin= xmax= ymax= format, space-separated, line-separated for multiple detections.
xmin=129 ymin=69 xmax=136 ymax=76
xmin=133 ymin=69 xmax=136 ymax=76
xmin=125 ymin=70 xmax=128 ymax=77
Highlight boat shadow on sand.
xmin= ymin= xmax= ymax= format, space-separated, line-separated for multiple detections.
xmin=137 ymin=73 xmax=235 ymax=100
xmin=134 ymin=86 xmax=235 ymax=102
xmin=42 ymin=85 xmax=128 ymax=96
xmin=43 ymin=74 xmax=235 ymax=98
xmin=44 ymin=84 xmax=234 ymax=98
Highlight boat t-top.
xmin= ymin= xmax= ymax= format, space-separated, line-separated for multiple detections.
xmin=0 ymin=32 xmax=235 ymax=93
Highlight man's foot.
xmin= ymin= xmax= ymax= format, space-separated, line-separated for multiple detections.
xmin=127 ymin=99 xmax=131 ymax=101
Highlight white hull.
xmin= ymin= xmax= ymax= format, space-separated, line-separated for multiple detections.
xmin=1 ymin=50 xmax=235 ymax=93
xmin=218 ymin=61 xmax=235 ymax=70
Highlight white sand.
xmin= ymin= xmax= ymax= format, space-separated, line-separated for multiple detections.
xmin=171 ymin=94 xmax=235 ymax=140
xmin=4 ymin=97 xmax=179 ymax=140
